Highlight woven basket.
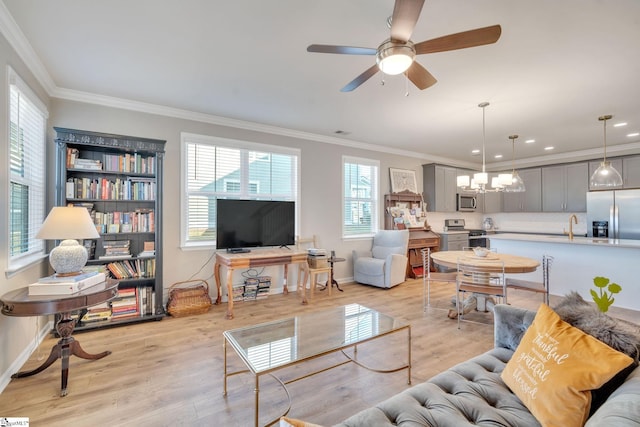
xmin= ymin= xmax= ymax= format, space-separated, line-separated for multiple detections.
xmin=166 ymin=279 xmax=212 ymax=317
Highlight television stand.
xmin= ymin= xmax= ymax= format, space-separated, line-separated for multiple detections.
xmin=227 ymin=248 xmax=251 ymax=254
xmin=214 ymin=248 xmax=309 ymax=319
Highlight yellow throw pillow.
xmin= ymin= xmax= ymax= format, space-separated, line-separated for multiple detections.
xmin=501 ymin=304 xmax=633 ymax=427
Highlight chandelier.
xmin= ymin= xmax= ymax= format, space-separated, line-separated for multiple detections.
xmin=457 ymin=102 xmax=512 ymax=193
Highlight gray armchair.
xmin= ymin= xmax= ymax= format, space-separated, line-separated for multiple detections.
xmin=352 ymin=229 xmax=410 ymax=288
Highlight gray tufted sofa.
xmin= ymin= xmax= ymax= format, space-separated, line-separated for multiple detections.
xmin=336 ymin=304 xmax=640 ymax=427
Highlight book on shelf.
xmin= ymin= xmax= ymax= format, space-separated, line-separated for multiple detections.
xmin=28 ymin=272 xmax=106 ymax=296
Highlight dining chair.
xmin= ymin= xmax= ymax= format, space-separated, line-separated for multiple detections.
xmin=421 ymin=247 xmax=457 ymax=311
xmin=296 ymin=235 xmax=331 ymax=304
xmin=505 ymin=255 xmax=553 ymax=305
xmin=455 ymin=256 xmax=506 ymax=329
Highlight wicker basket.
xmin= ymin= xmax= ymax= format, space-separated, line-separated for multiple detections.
xmin=166 ymin=279 xmax=212 ymax=317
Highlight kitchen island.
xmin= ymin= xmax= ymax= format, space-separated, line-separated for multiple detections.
xmin=489 ymin=233 xmax=640 ymax=311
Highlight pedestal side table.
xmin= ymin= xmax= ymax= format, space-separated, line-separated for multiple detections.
xmin=0 ymin=279 xmax=119 ymax=396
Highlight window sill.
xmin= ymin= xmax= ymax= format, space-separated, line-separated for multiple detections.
xmin=5 ymin=253 xmax=48 ymax=279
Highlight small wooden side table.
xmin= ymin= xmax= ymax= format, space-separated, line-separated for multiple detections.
xmin=326 ymin=255 xmax=345 ymax=293
xmin=0 ymin=279 xmax=119 ymax=396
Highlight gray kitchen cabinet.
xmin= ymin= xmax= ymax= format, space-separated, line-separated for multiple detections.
xmin=502 ymin=168 xmax=542 ymax=212
xmin=622 ymin=155 xmax=640 ymax=188
xmin=423 ymin=164 xmax=457 ymax=212
xmin=542 ymin=162 xmax=588 ymax=212
xmin=481 ymin=190 xmax=502 ymax=213
xmin=588 ymin=158 xmax=623 ymax=190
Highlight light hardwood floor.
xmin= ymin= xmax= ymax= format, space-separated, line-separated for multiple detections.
xmin=1 ymin=279 xmax=637 ymax=426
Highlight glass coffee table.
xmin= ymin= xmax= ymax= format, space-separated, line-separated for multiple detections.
xmin=223 ymin=304 xmax=411 ymax=426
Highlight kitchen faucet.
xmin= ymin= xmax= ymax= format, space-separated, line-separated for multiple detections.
xmin=568 ymin=214 xmax=578 ymax=240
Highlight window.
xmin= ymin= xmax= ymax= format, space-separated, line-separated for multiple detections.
xmin=7 ymin=66 xmax=48 ymax=272
xmin=181 ymin=133 xmax=299 ymax=248
xmin=342 ymin=156 xmax=379 ymax=237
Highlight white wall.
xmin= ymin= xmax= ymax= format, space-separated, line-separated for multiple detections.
xmin=48 ymin=99 xmax=429 ymax=299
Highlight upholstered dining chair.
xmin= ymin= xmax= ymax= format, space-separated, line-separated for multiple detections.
xmin=352 ymin=229 xmax=409 ymax=288
xmin=455 ymin=256 xmax=506 ymax=329
xmin=505 ymin=255 xmax=553 ymax=305
xmin=421 ymin=247 xmax=457 ymax=311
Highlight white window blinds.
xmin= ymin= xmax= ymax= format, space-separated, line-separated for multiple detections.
xmin=181 ymin=134 xmax=299 ymax=247
xmin=343 ymin=156 xmax=379 ymax=237
xmin=8 ymin=67 xmax=48 ymax=269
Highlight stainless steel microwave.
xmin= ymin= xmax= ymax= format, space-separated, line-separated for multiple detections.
xmin=457 ymin=193 xmax=477 ymax=211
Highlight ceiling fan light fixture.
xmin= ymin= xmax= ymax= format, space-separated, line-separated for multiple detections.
xmin=590 ymin=115 xmax=623 ymax=189
xmin=376 ymin=40 xmax=415 ymax=75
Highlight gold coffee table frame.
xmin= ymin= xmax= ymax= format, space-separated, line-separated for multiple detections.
xmin=223 ymin=304 xmax=411 ymax=426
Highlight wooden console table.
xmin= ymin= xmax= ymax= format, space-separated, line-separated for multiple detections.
xmin=0 ymin=279 xmax=119 ymax=396
xmin=214 ymin=248 xmax=309 ymax=319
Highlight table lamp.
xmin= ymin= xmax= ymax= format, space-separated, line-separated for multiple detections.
xmin=36 ymin=206 xmax=100 ymax=276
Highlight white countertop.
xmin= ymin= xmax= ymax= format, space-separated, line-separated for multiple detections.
xmin=489 ymin=233 xmax=640 ymax=249
xmin=436 ymin=230 xmax=469 ymax=235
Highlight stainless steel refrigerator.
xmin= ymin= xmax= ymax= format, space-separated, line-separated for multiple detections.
xmin=586 ymin=189 xmax=640 ymax=239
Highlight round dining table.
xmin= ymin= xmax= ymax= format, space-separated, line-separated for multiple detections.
xmin=430 ymin=250 xmax=540 ymax=273
xmin=429 ymin=250 xmax=540 ymax=316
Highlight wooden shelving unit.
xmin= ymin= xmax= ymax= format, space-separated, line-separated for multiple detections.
xmin=54 ymin=127 xmax=166 ymax=330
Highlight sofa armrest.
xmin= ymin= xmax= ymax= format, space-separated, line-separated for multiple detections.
xmin=493 ymin=304 xmax=537 ymax=351
xmin=352 ymin=250 xmax=372 ymax=263
xmin=585 ymin=365 xmax=640 ymax=426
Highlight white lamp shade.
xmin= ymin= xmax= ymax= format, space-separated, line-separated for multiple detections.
xmin=491 ymin=177 xmax=503 ymax=189
xmin=498 ymin=173 xmax=513 ymax=186
xmin=36 ymin=206 xmax=100 ymax=240
xmin=473 ymin=172 xmax=488 ymax=186
xmin=457 ymin=175 xmax=470 ymax=187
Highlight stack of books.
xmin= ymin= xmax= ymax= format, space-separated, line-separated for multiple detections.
xmin=243 ymin=278 xmax=259 ymax=301
xmin=100 ymin=240 xmax=131 ymax=260
xmin=72 ymin=158 xmax=103 ymax=171
xmin=80 ymin=302 xmax=112 ymax=323
xmin=307 ymin=248 xmax=328 ymax=268
xmin=256 ymin=276 xmax=271 ymax=300
xmin=137 ymin=241 xmax=155 ymax=258
xmin=110 ymin=288 xmax=139 ymax=319
xmin=28 ymin=271 xmax=106 ymax=296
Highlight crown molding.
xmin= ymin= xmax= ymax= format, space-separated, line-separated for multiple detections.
xmin=0 ymin=1 xmax=55 ymax=93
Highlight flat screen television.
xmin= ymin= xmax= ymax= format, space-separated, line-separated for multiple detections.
xmin=216 ymin=199 xmax=295 ymax=251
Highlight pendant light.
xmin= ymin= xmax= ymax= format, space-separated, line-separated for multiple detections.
xmin=590 ymin=115 xmax=623 ymax=189
xmin=504 ymin=134 xmax=526 ymax=192
xmin=457 ymin=102 xmax=506 ymax=192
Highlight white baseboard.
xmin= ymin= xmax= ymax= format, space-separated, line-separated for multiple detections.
xmin=0 ymin=318 xmax=53 ymax=394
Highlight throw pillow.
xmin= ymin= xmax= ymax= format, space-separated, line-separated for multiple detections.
xmin=553 ymin=291 xmax=640 ymax=414
xmin=501 ymin=304 xmax=634 ymax=427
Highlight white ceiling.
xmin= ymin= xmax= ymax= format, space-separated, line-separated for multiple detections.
xmin=3 ymin=0 xmax=640 ymax=169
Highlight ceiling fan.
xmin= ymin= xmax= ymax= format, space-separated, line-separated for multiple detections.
xmin=307 ymin=0 xmax=502 ymax=92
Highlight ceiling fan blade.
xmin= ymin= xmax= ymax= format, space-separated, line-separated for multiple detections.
xmin=307 ymin=44 xmax=376 ymax=55
xmin=414 ymin=25 xmax=502 ymax=55
xmin=390 ymin=0 xmax=425 ymax=42
xmin=340 ymin=64 xmax=380 ymax=92
xmin=405 ymin=62 xmax=437 ymax=90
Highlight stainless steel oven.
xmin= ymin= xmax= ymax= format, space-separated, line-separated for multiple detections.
xmin=456 ymin=193 xmax=477 ymax=211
